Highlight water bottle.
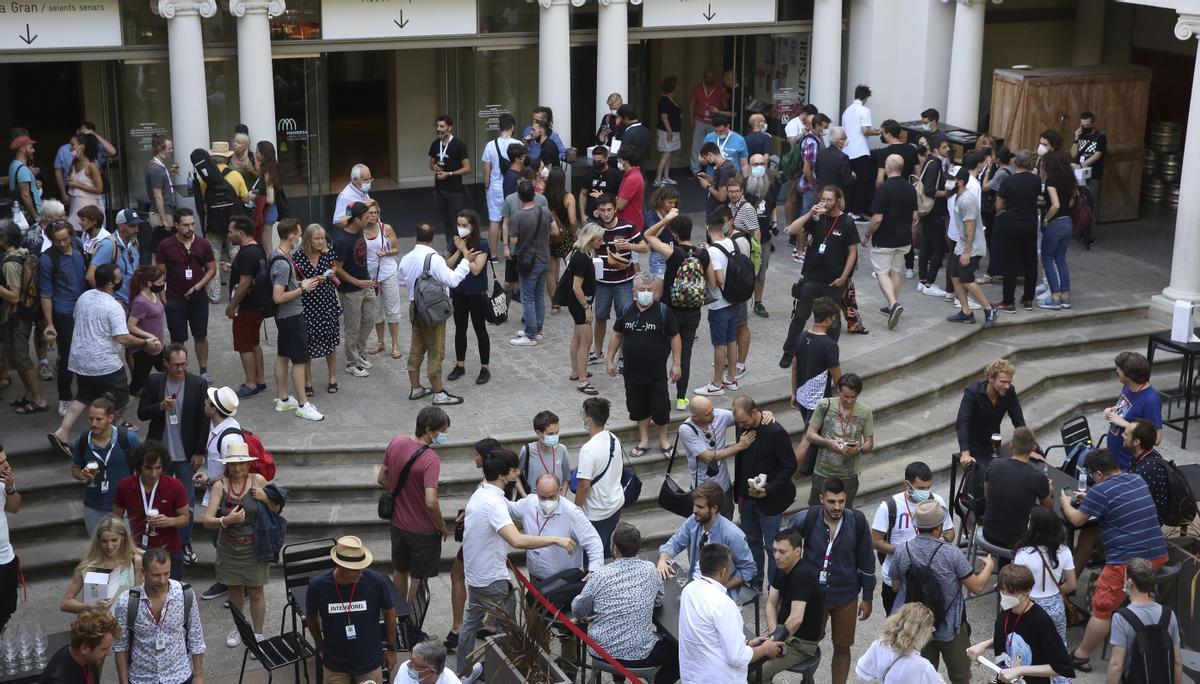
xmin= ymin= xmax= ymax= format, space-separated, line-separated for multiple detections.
xmin=1076 ymin=463 xmax=1088 ymax=493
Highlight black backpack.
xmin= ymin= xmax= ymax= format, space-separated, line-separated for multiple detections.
xmin=254 ymin=253 xmax=289 ymax=318
xmin=73 ymin=427 xmax=135 ymax=470
xmin=1158 ymin=456 xmax=1198 ymax=527
xmin=191 ymin=149 xmax=246 ymax=233
xmin=878 ymin=496 xmax=898 ymax=565
xmin=901 ymin=542 xmax=948 ymax=628
xmin=1116 ymin=605 xmax=1175 ymax=684
xmin=712 ymin=238 xmax=755 ymax=304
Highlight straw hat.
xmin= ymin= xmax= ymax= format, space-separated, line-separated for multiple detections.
xmin=209 ymin=141 xmax=233 ymax=158
xmin=330 ymin=536 xmax=373 ymax=570
xmin=206 ymin=386 xmax=239 ymax=417
xmin=913 ymin=500 xmax=947 ymax=530
xmin=218 ymin=441 xmax=257 ymax=464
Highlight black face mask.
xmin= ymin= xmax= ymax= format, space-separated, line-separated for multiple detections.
xmin=150 ymin=283 xmax=165 ymax=293
xmin=1080 ymin=127 xmax=1094 ymax=136
xmin=593 ymin=161 xmax=605 ymax=172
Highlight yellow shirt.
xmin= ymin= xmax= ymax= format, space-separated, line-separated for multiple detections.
xmin=197 ymin=163 xmax=250 ymax=202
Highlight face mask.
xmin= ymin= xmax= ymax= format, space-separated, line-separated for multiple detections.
xmin=150 ymin=283 xmax=165 ymax=293
xmin=592 ymin=161 xmax=605 ymax=172
xmin=406 ymin=665 xmax=420 ymax=681
xmin=636 ymin=291 xmax=654 ymax=307
xmin=1123 ymin=583 xmax=1132 ymax=597
xmin=1081 ymin=127 xmax=1093 ymax=136
xmin=360 ymin=180 xmax=373 ymax=193
xmin=617 ymin=161 xmax=628 ymax=173
xmin=113 ymin=280 xmax=123 ymax=292
xmin=539 ymin=498 xmax=559 ymax=516
xmin=750 ymin=165 xmax=767 ymax=177
xmin=918 ymin=123 xmax=931 ymax=131
xmin=431 ymin=432 xmax=449 ymax=446
xmin=542 ymin=433 xmax=560 ymax=447
xmin=909 ymin=487 xmax=931 ymax=502
xmin=999 ymin=593 xmax=1021 ymax=611
xmin=457 ymin=226 xmax=471 ymax=238
xmin=540 ymin=167 xmax=550 ymax=179
xmin=1037 ymin=144 xmax=1048 ymax=156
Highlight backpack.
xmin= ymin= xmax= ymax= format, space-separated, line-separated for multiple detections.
xmin=413 ymin=253 xmax=453 ymax=326
xmin=911 ymin=159 xmax=937 ymax=217
xmin=902 ymin=542 xmax=948 ymax=628
xmin=669 ymin=246 xmax=706 ymax=309
xmin=877 ymin=496 xmax=898 ymax=565
xmin=779 ymin=143 xmax=804 ymax=183
xmin=254 ymin=253 xmax=289 ymax=318
xmin=712 ymin=239 xmax=755 ymax=304
xmin=73 ymin=426 xmax=136 ymax=471
xmin=1 ymin=250 xmax=40 ymax=322
xmin=1116 ymin=605 xmax=1176 ymax=684
xmin=218 ymin=427 xmax=277 ymax=482
xmin=125 ymin=583 xmax=195 ymax=663
xmin=1158 ymin=456 xmax=1198 ymax=527
xmin=191 ymin=149 xmax=246 ymax=234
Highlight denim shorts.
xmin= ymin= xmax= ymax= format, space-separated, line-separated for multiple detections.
xmin=708 ymin=305 xmax=739 ymax=346
xmin=593 ymin=281 xmax=632 ymax=321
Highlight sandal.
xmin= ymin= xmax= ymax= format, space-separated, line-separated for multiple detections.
xmin=569 ymin=372 xmax=594 ymax=381
xmin=14 ymin=401 xmax=47 ymax=415
xmin=576 ymin=383 xmax=599 ymax=396
xmin=0 ymin=377 xmax=11 ymax=391
xmin=47 ymin=432 xmax=70 ymax=457
xmin=391 ymin=348 xmax=403 ymax=360
xmin=119 ymin=421 xmax=140 ymax=433
xmin=551 ymin=305 xmax=561 ymax=315
xmin=1070 ymin=654 xmax=1092 ymax=673
xmin=661 ymin=445 xmax=675 ymax=460
xmin=304 ymin=386 xmax=315 ymax=398
xmin=630 ymin=445 xmax=650 ymax=458
xmin=327 ymin=383 xmax=339 ymax=394
xmin=367 ymin=343 xmax=385 ymax=355
xmin=9 ymin=397 xmax=30 ymax=409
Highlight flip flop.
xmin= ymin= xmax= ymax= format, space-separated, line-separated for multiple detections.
xmin=661 ymin=445 xmax=675 ymax=460
xmin=630 ymin=445 xmax=650 ymax=458
xmin=327 ymin=383 xmax=339 ymax=394
xmin=569 ymin=372 xmax=594 ymax=381
xmin=367 ymin=343 xmax=385 ymax=355
xmin=576 ymin=383 xmax=599 ymax=396
xmin=1070 ymin=654 xmax=1092 ymax=673
xmin=14 ymin=401 xmax=47 ymax=415
xmin=391 ymin=348 xmax=403 ymax=360
xmin=47 ymin=432 xmax=70 ymax=457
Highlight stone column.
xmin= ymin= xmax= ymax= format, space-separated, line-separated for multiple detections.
xmin=532 ymin=0 xmax=580 ymax=150
xmin=809 ymin=0 xmax=843 ymax=115
xmin=945 ymin=0 xmax=987 ymax=129
xmin=230 ymin=1 xmax=286 ymax=150
xmin=1162 ymin=14 xmax=1200 ymax=305
xmin=1071 ymin=0 xmax=1105 ymax=66
xmin=157 ymin=1 xmax=216 ymax=190
xmin=595 ymin=0 xmax=642 ymax=125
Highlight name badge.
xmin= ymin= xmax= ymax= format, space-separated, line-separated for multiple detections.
xmin=345 ymin=624 xmax=357 ymax=640
xmin=141 ymin=534 xmax=148 ymax=548
xmin=184 ymin=267 xmax=194 ymax=280
xmin=703 ymin=109 xmax=711 ymax=119
xmin=155 ymin=633 xmax=166 ymax=651
xmin=817 ymin=243 xmax=827 ymax=255
xmin=100 ymin=480 xmax=109 ymax=494
xmin=818 ymin=570 xmax=828 ymax=585
xmin=169 ymin=414 xmax=180 ymax=426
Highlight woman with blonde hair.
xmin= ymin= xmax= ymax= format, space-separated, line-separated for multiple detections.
xmin=559 ymin=223 xmax=604 ymax=395
xmin=293 ymin=223 xmax=342 ymax=395
xmin=59 ymin=515 xmax=143 ymax=614
xmin=361 ymin=200 xmax=403 ymax=358
xmin=855 ymin=603 xmax=946 ymax=683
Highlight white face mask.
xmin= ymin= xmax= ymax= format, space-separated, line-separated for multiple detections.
xmin=457 ymin=226 xmax=471 ymax=238
xmin=1037 ymin=144 xmax=1048 ymax=156
xmin=999 ymin=593 xmax=1022 ymax=611
xmin=360 ymin=180 xmax=373 ymax=193
xmin=750 ymin=165 xmax=767 ymax=177
xmin=636 ymin=291 xmax=654 ymax=307
xmin=540 ymin=167 xmax=550 ymax=179
xmin=539 ymin=498 xmax=558 ymax=516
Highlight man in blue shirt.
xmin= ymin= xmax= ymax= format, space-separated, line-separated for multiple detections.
xmin=701 ymin=114 xmax=750 ymax=178
xmin=1104 ymin=351 xmax=1162 ymax=470
xmin=520 ymin=106 xmax=568 ymax=164
xmin=655 ymin=481 xmax=755 ymax=598
xmin=8 ymin=135 xmax=41 ymax=224
xmin=70 ymin=398 xmax=140 ymax=536
xmin=38 ymin=220 xmax=87 ymax=414
xmin=90 ymin=209 xmax=146 ymax=305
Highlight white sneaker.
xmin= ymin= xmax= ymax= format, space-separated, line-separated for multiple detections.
xmin=916 ymin=283 xmax=926 ymax=294
xmin=943 ymin=291 xmax=956 ymax=302
xmin=904 ymin=268 xmax=915 ymax=280
xmin=295 ymin=402 xmax=324 ymax=421
xmin=722 ymin=378 xmax=740 ymax=391
xmin=509 ymin=336 xmax=538 ymax=346
xmin=693 ymin=383 xmax=726 ymax=396
xmin=735 ymin=364 xmax=748 ymax=380
xmin=274 ymin=395 xmax=298 ymax=412
xmin=57 ymin=400 xmax=69 ymax=417
xmin=922 ymin=284 xmax=948 ymax=297
xmin=358 ymin=358 xmax=373 ymax=370
xmin=966 ymin=297 xmax=982 ymax=310
xmin=345 ymin=365 xmax=370 ymax=378
xmin=226 ymin=628 xmax=241 ymax=648
xmin=516 ymin=330 xmax=527 ymax=337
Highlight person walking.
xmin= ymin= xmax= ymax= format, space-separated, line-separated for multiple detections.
xmin=544 ymin=167 xmax=576 ymax=310
xmin=0 ymin=220 xmax=47 ymax=414
xmin=332 ymin=202 xmax=378 ymax=378
xmin=446 ymin=209 xmax=492 ymax=385
xmin=112 ymin=442 xmax=191 ymax=580
xmin=66 ymin=134 xmax=106 ymax=233
xmin=126 ymin=265 xmax=167 ymax=397
xmin=224 ymin=216 xmax=267 ymax=398
xmin=363 ymin=200 xmax=403 ymax=359
xmin=655 ymin=76 xmax=683 ymax=187
xmin=294 ymin=223 xmax=341 ymax=396
xmin=113 ymin=548 xmax=206 ymax=684
xmin=864 ymin=155 xmax=917 ymax=328
xmin=69 ymin=398 xmax=140 ymax=536
xmin=39 ymin=219 xmax=88 ymax=415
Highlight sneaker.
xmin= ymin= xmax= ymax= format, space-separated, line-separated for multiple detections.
xmin=944 ymin=291 xmax=956 ymax=303
xmin=922 ymin=284 xmax=948 ymax=297
xmin=735 ymin=363 xmax=748 ymax=380
xmin=652 ymin=178 xmax=664 ymax=188
xmin=202 ymin=582 xmax=228 ymax=600
xmin=249 ymin=633 xmax=266 ymax=660
xmin=966 ymin=297 xmax=982 ymax=311
xmin=879 ymin=306 xmax=891 ymax=315
xmin=516 ymin=330 xmax=527 ymax=337
xmin=447 ymin=366 xmax=466 ymax=381
xmin=722 ymin=378 xmax=739 ymax=391
xmin=887 ymin=303 xmax=903 ymax=330
xmin=346 ymin=365 xmax=370 ymax=378
xmin=432 ymin=391 xmax=464 ymax=406
xmin=904 ymin=268 xmax=915 ymax=280
xmin=235 ymin=384 xmax=261 ymax=398
xmin=509 ymin=336 xmax=538 ymax=346
xmin=475 ymin=368 xmax=491 ymax=385
xmin=916 ymin=282 xmax=926 ymax=294
xmin=200 ymin=371 xmax=215 ymax=385
xmin=753 ymin=302 xmax=769 ymax=318
xmin=675 ymin=398 xmax=689 ymax=411
xmin=946 ymin=311 xmax=976 ymax=324
xmin=226 ymin=628 xmax=241 ymax=648
xmin=693 ymin=383 xmax=726 ymax=397
xmin=57 ymin=400 xmax=69 ymax=417
xmin=358 ymin=358 xmax=373 ymax=370
xmin=1036 ymin=281 xmax=1049 ymax=296
xmin=587 ymin=352 xmax=604 ymax=365
xmin=1059 ymin=297 xmax=1072 ymax=309
xmin=1021 ymin=299 xmax=1034 ymax=311
xmin=1036 ymin=296 xmax=1062 ymax=310
xmin=182 ymin=544 xmax=197 ymax=565
xmin=444 ymin=630 xmax=460 ymax=652
xmin=663 ymin=177 xmax=678 ymax=186
xmin=778 ymin=351 xmax=794 ymax=369
xmin=37 ymin=364 xmax=53 ymax=381
xmin=274 ymin=395 xmax=299 ymax=412
xmin=791 ymin=248 xmax=804 ymax=264
xmin=534 ymin=332 xmax=544 ymax=342
xmin=983 ymin=308 xmax=999 ymax=329
xmin=295 ymin=402 xmax=325 ymax=421
xmin=995 ymin=303 xmax=1017 ymax=314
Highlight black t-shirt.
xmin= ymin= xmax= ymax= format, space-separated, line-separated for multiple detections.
xmin=230 ymin=242 xmax=266 ymax=311
xmin=502 ymin=168 xmax=521 ymax=199
xmin=39 ymin=644 xmax=94 ymax=684
xmin=332 ymin=227 xmax=369 ymax=293
xmin=869 ymin=177 xmax=918 ymax=248
xmin=1074 ymin=131 xmax=1107 ymax=179
xmin=581 ymin=166 xmax=624 ymax=219
xmin=429 ymin=136 xmax=469 ymax=193
xmin=662 ymin=244 xmax=710 ymax=306
xmin=801 ymin=214 xmax=860 ymax=283
xmin=746 ymin=131 xmax=773 ymax=157
xmin=1044 ymin=177 xmax=1075 ymax=217
xmin=306 ymin=568 xmax=395 ymax=676
xmin=619 ymin=123 xmax=650 ymax=160
xmin=997 ymin=171 xmax=1042 ymax=226
xmin=992 ymin=603 xmax=1075 ymax=684
xmin=919 ymin=158 xmax=948 ymax=216
xmin=793 ymin=331 xmax=839 ymax=392
xmin=873 ymin=143 xmax=919 ymax=177
xmin=612 ymin=302 xmax=679 ymax=382
xmin=657 ymin=96 xmax=683 ymax=132
xmin=566 ymin=250 xmax=596 ymax=299
xmin=772 ymin=561 xmax=825 ymax=642
xmin=982 ymin=457 xmax=1051 ymax=547
xmin=707 ymin=160 xmax=739 ymax=214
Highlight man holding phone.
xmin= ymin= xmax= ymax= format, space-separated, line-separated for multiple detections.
xmin=588 ymin=194 xmax=646 ymax=363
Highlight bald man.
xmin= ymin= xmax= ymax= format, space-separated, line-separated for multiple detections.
xmin=863 ymin=154 xmax=918 ymax=330
xmin=678 ymin=397 xmax=777 ymax=519
xmin=746 ymin=114 xmax=773 ymax=158
xmin=506 ymin=474 xmax=604 ymax=582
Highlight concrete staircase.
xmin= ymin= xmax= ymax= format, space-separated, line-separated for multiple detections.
xmin=13 ymin=304 xmax=1173 ymax=578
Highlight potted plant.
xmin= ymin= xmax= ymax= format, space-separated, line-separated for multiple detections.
xmin=471 ymin=583 xmax=573 ymax=684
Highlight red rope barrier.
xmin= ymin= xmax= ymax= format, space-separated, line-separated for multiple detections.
xmin=507 ymin=560 xmax=646 ymax=684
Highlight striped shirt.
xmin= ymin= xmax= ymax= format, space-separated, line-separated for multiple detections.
xmin=506 ymin=494 xmax=604 ymax=579
xmin=1080 ymin=473 xmax=1168 ymax=563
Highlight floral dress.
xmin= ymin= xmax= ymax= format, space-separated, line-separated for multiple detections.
xmin=292 ymin=248 xmax=342 ymax=358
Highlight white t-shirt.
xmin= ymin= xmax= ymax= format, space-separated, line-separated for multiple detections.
xmin=784 ymin=116 xmax=806 ymax=141
xmin=0 ymin=489 xmax=14 ymax=565
xmin=332 ymin=182 xmax=369 ymax=226
xmin=947 ymin=176 xmax=983 ymax=244
xmin=67 ymin=289 xmax=129 ymax=377
xmin=855 ymin=641 xmax=945 ymax=684
xmin=462 ymin=482 xmax=515 ymax=588
xmin=1013 ymin=545 xmax=1075 ymax=599
xmin=871 ymin=492 xmax=955 ymax=578
xmin=575 ymin=430 xmax=625 ymax=521
xmin=203 ymin=417 xmax=243 ymax=507
xmin=82 ymin=227 xmax=112 ymax=257
xmin=841 ymin=99 xmax=873 ymax=159
xmin=706 ymin=233 xmax=751 ymax=310
xmin=481 ymin=135 xmax=515 ymax=191
xmin=394 ymin=661 xmax=462 ymax=684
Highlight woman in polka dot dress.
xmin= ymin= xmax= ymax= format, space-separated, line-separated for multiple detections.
xmin=294 ymin=223 xmax=342 ymax=395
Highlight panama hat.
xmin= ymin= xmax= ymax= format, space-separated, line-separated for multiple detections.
xmin=913 ymin=500 xmax=947 ymax=530
xmin=206 ymin=386 xmax=239 ymax=417
xmin=330 ymin=536 xmax=374 ymax=570
xmin=218 ymin=441 xmax=257 ymax=464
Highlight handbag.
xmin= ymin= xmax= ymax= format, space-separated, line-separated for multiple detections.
xmin=1070 ymin=190 xmax=1093 ymax=238
xmin=484 ymin=259 xmax=509 ymax=326
xmin=377 ymin=446 xmax=431 ymax=520
xmin=658 ymin=431 xmax=694 ymax=518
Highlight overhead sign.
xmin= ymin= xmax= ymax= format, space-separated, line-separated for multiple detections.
xmin=322 ymin=0 xmax=479 ymax=40
xmin=641 ymin=0 xmax=775 ymax=28
xmin=0 ymin=1 xmax=122 ymax=50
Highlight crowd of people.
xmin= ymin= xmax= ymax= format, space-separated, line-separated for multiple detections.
xmin=0 ymin=72 xmax=1185 ymax=684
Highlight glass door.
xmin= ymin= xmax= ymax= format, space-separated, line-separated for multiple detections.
xmin=273 ymin=56 xmax=329 ymax=226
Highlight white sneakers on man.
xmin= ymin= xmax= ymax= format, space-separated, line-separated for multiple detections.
xmin=295 ymin=402 xmax=325 ymax=421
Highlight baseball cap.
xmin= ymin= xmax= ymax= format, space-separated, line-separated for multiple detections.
xmin=115 ymin=209 xmax=148 ymax=226
xmin=9 ymin=135 xmax=34 ymax=151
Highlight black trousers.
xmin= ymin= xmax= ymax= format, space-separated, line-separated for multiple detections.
xmin=783 ymin=280 xmax=843 ymax=354
xmin=52 ymin=311 xmax=75 ymax=402
xmin=1000 ymin=218 xmax=1039 ymax=305
xmin=129 ymin=349 xmax=165 ymax=397
xmin=0 ymin=557 xmax=18 ymax=634
xmin=671 ymin=307 xmax=701 ymax=400
xmin=435 ymin=190 xmax=467 ymax=249
xmin=451 ymin=292 xmax=490 ymax=366
xmin=918 ymin=212 xmax=947 ymax=284
xmin=614 ymin=639 xmax=680 ymax=684
xmin=848 ymin=155 xmax=874 ymax=215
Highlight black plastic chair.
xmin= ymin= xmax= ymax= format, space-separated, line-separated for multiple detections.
xmin=396 ymin=580 xmax=432 ymax=652
xmin=589 ymin=656 xmax=656 ymax=684
xmin=1043 ymin=415 xmax=1093 ymax=473
xmin=785 ymin=646 xmax=822 ymax=684
xmin=230 ymin=602 xmax=320 ymax=683
xmin=738 ymin=584 xmax=763 ymax=635
xmin=279 ymin=537 xmax=336 ymax=636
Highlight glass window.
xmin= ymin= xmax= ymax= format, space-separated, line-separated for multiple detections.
xmin=478 ymin=0 xmax=538 ymax=34
xmin=121 ymin=4 xmax=237 ymax=47
xmin=272 ymin=57 xmax=328 ymax=223
xmin=117 ymin=61 xmax=174 ymax=209
xmin=469 ymin=47 xmax=540 ymax=175
xmin=779 ymin=0 xmax=812 ymax=21
xmin=270 ymin=0 xmax=321 ymax=40
xmin=205 ymin=60 xmax=243 ymax=145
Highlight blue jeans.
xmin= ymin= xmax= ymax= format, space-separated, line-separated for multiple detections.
xmin=165 ymin=458 xmax=196 ymax=546
xmin=519 ymin=260 xmax=548 ymax=337
xmin=1041 ymin=216 xmax=1072 ymax=294
xmin=801 ymin=186 xmax=818 ymax=217
xmin=740 ymin=499 xmax=782 ymax=589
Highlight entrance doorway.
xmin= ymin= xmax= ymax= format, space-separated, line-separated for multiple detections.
xmin=0 ymin=62 xmax=85 ymax=202
xmin=327 ymin=51 xmax=390 ymax=193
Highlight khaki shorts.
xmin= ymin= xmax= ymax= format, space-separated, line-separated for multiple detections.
xmin=323 ymin=667 xmax=382 ymax=684
xmin=870 ymin=246 xmax=910 ymax=274
xmin=408 ymin=304 xmax=447 ymax=378
xmin=1 ymin=316 xmax=34 ymax=371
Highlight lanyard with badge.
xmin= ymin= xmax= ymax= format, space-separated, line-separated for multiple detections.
xmin=140 ymin=479 xmax=160 ymax=548
xmin=334 ymin=581 xmax=359 ymax=640
xmin=535 ymin=510 xmax=553 ymax=535
xmin=818 ymin=516 xmax=844 ymax=586
xmin=145 ymin=592 xmax=171 ymax=651
xmin=716 ymin=134 xmax=732 ymax=160
xmin=88 ymin=432 xmax=117 ymax=494
xmin=817 ymin=215 xmax=841 ymax=256
xmin=702 ymin=85 xmax=716 ymax=119
xmin=176 ymin=237 xmax=196 ymax=282
xmin=166 ymin=378 xmax=183 ymax=427
xmin=436 ymin=136 xmax=452 ymax=165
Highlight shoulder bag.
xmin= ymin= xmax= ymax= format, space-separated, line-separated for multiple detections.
xmin=657 ymin=429 xmax=694 ymax=518
xmin=377 ymin=446 xmax=431 ymax=520
xmin=484 ymin=257 xmax=509 ymax=325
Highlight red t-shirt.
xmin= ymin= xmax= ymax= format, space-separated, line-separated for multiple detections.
xmin=155 ymin=235 xmax=215 ymax=301
xmin=382 ymin=436 xmax=441 ymax=535
xmin=113 ymin=474 xmax=188 ymax=553
xmin=690 ymin=83 xmax=729 ymax=124
xmin=617 ymin=168 xmax=646 ymax=233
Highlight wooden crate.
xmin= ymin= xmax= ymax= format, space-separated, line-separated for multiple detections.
xmin=989 ymin=65 xmax=1152 ymax=222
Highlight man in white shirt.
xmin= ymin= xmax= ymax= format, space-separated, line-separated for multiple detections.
xmin=840 ymin=85 xmax=882 ymax=218
xmin=395 ymin=639 xmax=461 ymax=684
xmin=694 ymin=207 xmax=750 ymax=398
xmin=481 ymin=113 xmax=518 ymax=255
xmin=333 ymin=163 xmax=372 ymax=229
xmin=573 ymin=397 xmax=626 ymax=557
xmin=678 ymin=543 xmax=783 ymax=684
xmin=783 ymin=104 xmax=817 ymax=146
xmin=397 ymin=223 xmax=480 ymax=406
xmin=458 ymin=449 xmax=575 ymax=674
xmin=870 ymin=460 xmax=955 ymax=614
xmin=506 ymin=474 xmax=604 ymax=582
